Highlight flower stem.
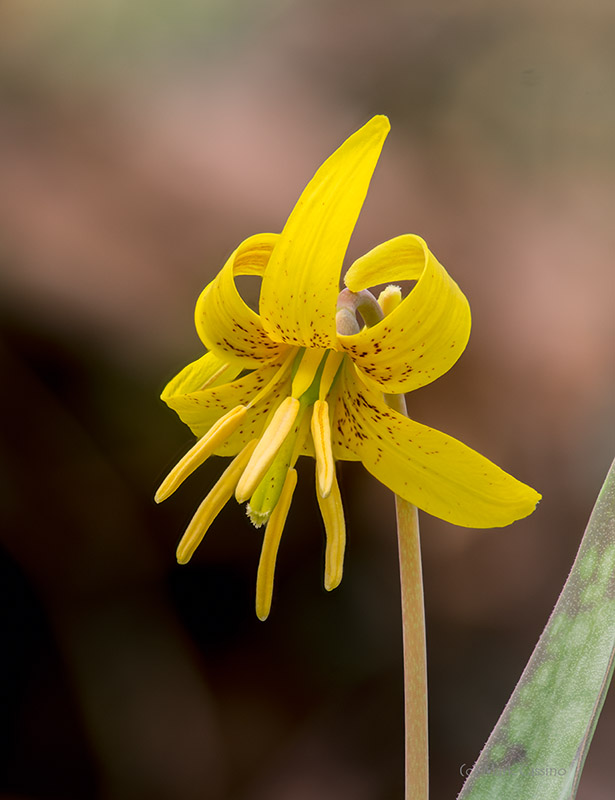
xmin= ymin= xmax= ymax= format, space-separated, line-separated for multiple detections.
xmin=335 ymin=288 xmax=429 ymax=799
xmin=386 ymin=392 xmax=429 ymax=800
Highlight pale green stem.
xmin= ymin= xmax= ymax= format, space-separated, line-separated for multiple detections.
xmin=385 ymin=391 xmax=428 ymax=800
xmin=338 ymin=288 xmax=429 ymax=800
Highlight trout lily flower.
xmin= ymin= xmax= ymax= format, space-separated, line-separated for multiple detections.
xmin=156 ymin=115 xmax=540 ymax=620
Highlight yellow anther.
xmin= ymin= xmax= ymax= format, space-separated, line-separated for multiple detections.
xmin=235 ymin=396 xmax=300 ymax=503
xmin=318 ymin=351 xmax=345 ymax=400
xmin=155 ymin=405 xmax=247 ymax=503
xmin=316 ymin=469 xmax=346 ymax=591
xmin=291 ymin=348 xmax=326 ymax=398
xmin=377 ymin=284 xmax=402 ymax=317
xmin=176 ymin=440 xmax=257 ymax=564
xmin=255 ymin=468 xmax=298 ymax=621
xmin=311 ymin=399 xmax=334 ymax=498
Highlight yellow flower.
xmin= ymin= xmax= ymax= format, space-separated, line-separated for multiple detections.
xmin=156 ymin=116 xmax=540 ymax=620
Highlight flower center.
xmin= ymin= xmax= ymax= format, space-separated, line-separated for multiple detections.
xmin=235 ymin=347 xmax=345 ymax=526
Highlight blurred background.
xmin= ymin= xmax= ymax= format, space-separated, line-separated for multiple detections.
xmin=1 ymin=0 xmax=614 ymax=798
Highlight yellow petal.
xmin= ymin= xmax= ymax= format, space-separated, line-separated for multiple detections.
xmin=260 ymin=116 xmax=390 ymax=349
xmin=326 ymin=369 xmax=363 ymax=462
xmin=255 ymin=468 xmax=298 ymax=621
xmin=162 ymin=358 xmax=292 ymax=455
xmin=195 ymin=233 xmax=290 ymax=367
xmin=341 ymin=366 xmax=541 ymax=527
xmin=316 ymin=468 xmax=346 ymax=591
xmin=340 ymin=235 xmax=471 ymax=393
xmin=160 ymin=351 xmax=242 ymax=402
xmin=176 ymin=440 xmax=257 ymax=564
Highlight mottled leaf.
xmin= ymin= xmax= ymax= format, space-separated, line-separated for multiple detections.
xmin=458 ymin=458 xmax=615 ymax=800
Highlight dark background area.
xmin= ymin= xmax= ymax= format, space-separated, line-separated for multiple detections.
xmin=1 ymin=1 xmax=614 ymax=798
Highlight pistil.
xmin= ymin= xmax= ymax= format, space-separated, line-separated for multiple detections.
xmin=246 ymin=398 xmax=308 ymax=526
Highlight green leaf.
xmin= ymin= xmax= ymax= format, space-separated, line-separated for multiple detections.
xmin=458 ymin=458 xmax=615 ymax=800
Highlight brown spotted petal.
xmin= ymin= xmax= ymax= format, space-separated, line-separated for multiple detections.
xmin=196 ymin=233 xmax=290 ymax=367
xmin=337 ymin=362 xmax=541 ymax=527
xmin=340 ymin=235 xmax=471 ymax=393
xmin=259 ymin=117 xmax=390 ymax=350
xmin=162 ymin=358 xmax=292 ymax=457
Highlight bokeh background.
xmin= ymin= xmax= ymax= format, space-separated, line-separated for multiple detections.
xmin=1 ymin=1 xmax=614 ymax=798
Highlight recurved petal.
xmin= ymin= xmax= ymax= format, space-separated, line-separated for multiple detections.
xmin=342 ymin=366 xmax=541 ymax=527
xmin=260 ymin=116 xmax=390 ymax=350
xmin=340 ymin=235 xmax=471 ymax=393
xmin=195 ymin=233 xmax=289 ymax=367
xmin=162 ymin=359 xmax=292 ymax=456
xmin=160 ymin=351 xmax=242 ymax=403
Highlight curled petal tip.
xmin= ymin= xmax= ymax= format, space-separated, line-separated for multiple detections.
xmin=358 ymin=114 xmax=390 ymax=145
xmin=521 ymin=488 xmax=543 ymax=518
xmin=370 ymin=114 xmax=391 ymax=132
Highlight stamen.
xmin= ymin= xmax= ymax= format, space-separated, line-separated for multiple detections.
xmin=378 ymin=284 xmax=402 ymax=317
xmin=255 ymin=468 xmax=298 ymax=621
xmin=246 ymin=349 xmax=296 ymax=409
xmin=318 ymin=351 xmax=345 ymax=400
xmin=316 ymin=469 xmax=346 ymax=591
xmin=155 ymin=405 xmax=247 ymax=503
xmin=311 ymin=399 xmax=334 ymax=498
xmin=291 ymin=348 xmax=327 ymax=398
xmin=235 ymin=396 xmax=300 ymax=503
xmin=176 ymin=440 xmax=257 ymax=564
